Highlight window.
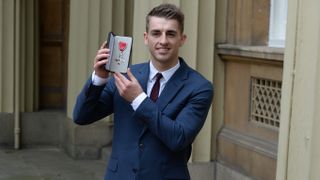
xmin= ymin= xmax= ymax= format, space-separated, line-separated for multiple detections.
xmin=268 ymin=0 xmax=288 ymax=47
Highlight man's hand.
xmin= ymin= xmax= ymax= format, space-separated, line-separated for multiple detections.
xmin=114 ymin=68 xmax=143 ymax=102
xmin=94 ymin=42 xmax=110 ymax=78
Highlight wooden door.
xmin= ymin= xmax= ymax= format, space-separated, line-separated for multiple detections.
xmin=39 ymin=0 xmax=69 ymax=109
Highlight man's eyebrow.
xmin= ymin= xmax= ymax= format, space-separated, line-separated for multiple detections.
xmin=166 ymin=30 xmax=177 ymax=34
xmin=150 ymin=29 xmax=161 ymax=32
xmin=149 ymin=29 xmax=178 ymax=33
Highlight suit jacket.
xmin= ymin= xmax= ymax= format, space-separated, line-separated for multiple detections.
xmin=73 ymin=58 xmax=213 ymax=180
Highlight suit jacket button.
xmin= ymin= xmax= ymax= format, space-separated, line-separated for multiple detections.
xmin=139 ymin=143 xmax=144 ymax=149
xmin=132 ymin=168 xmax=138 ymax=173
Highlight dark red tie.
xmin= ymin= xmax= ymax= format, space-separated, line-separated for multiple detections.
xmin=150 ymin=73 xmax=162 ymax=102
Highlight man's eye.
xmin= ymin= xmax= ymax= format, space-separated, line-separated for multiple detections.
xmin=151 ymin=32 xmax=161 ymax=36
xmin=167 ymin=33 xmax=176 ymax=37
xmin=166 ymin=31 xmax=177 ymax=37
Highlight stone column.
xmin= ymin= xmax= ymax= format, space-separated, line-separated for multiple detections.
xmin=0 ymin=0 xmax=36 ymax=147
xmin=66 ymin=0 xmax=128 ymax=159
xmin=276 ymin=0 xmax=320 ymax=179
xmin=0 ymin=0 xmax=15 ymax=113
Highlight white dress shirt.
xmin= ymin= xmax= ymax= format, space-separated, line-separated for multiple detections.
xmin=92 ymin=60 xmax=180 ymax=110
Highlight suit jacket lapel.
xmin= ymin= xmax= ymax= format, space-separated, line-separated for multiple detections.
xmin=134 ymin=63 xmax=150 ymax=93
xmin=156 ymin=63 xmax=188 ymax=111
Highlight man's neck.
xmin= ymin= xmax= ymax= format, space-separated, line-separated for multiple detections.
xmin=150 ymin=58 xmax=179 ymax=72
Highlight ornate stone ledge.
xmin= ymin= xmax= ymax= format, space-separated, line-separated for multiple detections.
xmin=217 ymin=44 xmax=284 ymax=64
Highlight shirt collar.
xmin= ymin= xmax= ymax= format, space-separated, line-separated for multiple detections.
xmin=149 ymin=60 xmax=180 ymax=82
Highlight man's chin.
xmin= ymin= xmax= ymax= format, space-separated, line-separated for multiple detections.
xmin=154 ymin=55 xmax=170 ymax=62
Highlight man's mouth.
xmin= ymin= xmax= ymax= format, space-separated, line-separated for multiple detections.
xmin=156 ymin=47 xmax=170 ymax=53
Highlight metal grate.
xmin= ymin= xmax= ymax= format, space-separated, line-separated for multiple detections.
xmin=250 ymin=77 xmax=282 ymax=129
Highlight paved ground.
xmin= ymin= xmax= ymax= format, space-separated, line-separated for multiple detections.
xmin=0 ymin=148 xmax=106 ymax=180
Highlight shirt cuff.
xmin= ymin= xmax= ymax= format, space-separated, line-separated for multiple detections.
xmin=91 ymin=71 xmax=108 ymax=86
xmin=131 ymin=92 xmax=147 ymax=111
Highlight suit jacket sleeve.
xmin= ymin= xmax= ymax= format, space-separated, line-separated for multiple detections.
xmin=73 ymin=77 xmax=116 ymax=125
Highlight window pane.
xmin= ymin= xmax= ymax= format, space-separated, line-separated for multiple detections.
xmin=269 ymin=0 xmax=288 ymax=47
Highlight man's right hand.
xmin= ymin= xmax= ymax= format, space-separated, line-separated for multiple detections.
xmin=94 ymin=42 xmax=110 ymax=78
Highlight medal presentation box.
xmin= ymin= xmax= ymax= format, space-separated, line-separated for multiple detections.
xmin=105 ymin=32 xmax=133 ymax=73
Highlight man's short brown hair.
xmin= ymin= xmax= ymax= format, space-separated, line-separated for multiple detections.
xmin=146 ymin=3 xmax=185 ymax=33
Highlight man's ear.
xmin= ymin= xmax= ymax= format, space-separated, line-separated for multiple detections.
xmin=143 ymin=32 xmax=148 ymax=45
xmin=180 ymin=34 xmax=187 ymax=46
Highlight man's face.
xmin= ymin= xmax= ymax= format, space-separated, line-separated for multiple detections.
xmin=144 ymin=17 xmax=186 ymax=67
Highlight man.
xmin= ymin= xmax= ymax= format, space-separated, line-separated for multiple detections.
xmin=73 ymin=3 xmax=213 ymax=180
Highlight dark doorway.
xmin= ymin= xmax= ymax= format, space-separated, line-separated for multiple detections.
xmin=38 ymin=0 xmax=69 ymax=109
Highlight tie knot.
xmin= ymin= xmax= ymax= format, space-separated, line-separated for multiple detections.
xmin=155 ymin=73 xmax=162 ymax=81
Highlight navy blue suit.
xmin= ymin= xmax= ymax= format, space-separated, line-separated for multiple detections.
xmin=73 ymin=58 xmax=213 ymax=180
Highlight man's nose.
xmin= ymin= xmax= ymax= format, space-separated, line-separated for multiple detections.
xmin=159 ymin=34 xmax=168 ymax=44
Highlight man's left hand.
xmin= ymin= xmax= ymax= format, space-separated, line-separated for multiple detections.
xmin=114 ymin=68 xmax=143 ymax=102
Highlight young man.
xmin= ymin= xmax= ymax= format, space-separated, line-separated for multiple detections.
xmin=73 ymin=3 xmax=213 ymax=180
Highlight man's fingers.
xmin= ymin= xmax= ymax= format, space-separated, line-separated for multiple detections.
xmin=115 ymin=72 xmax=129 ymax=85
xmin=95 ymin=53 xmax=109 ymax=62
xmin=94 ymin=59 xmax=108 ymax=67
xmin=126 ymin=68 xmax=137 ymax=82
xmin=115 ymin=70 xmax=139 ymax=88
xmin=100 ymin=41 xmax=107 ymax=49
xmin=114 ymin=70 xmax=143 ymax=102
xmin=114 ymin=72 xmax=129 ymax=87
xmin=114 ymin=73 xmax=124 ymax=91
